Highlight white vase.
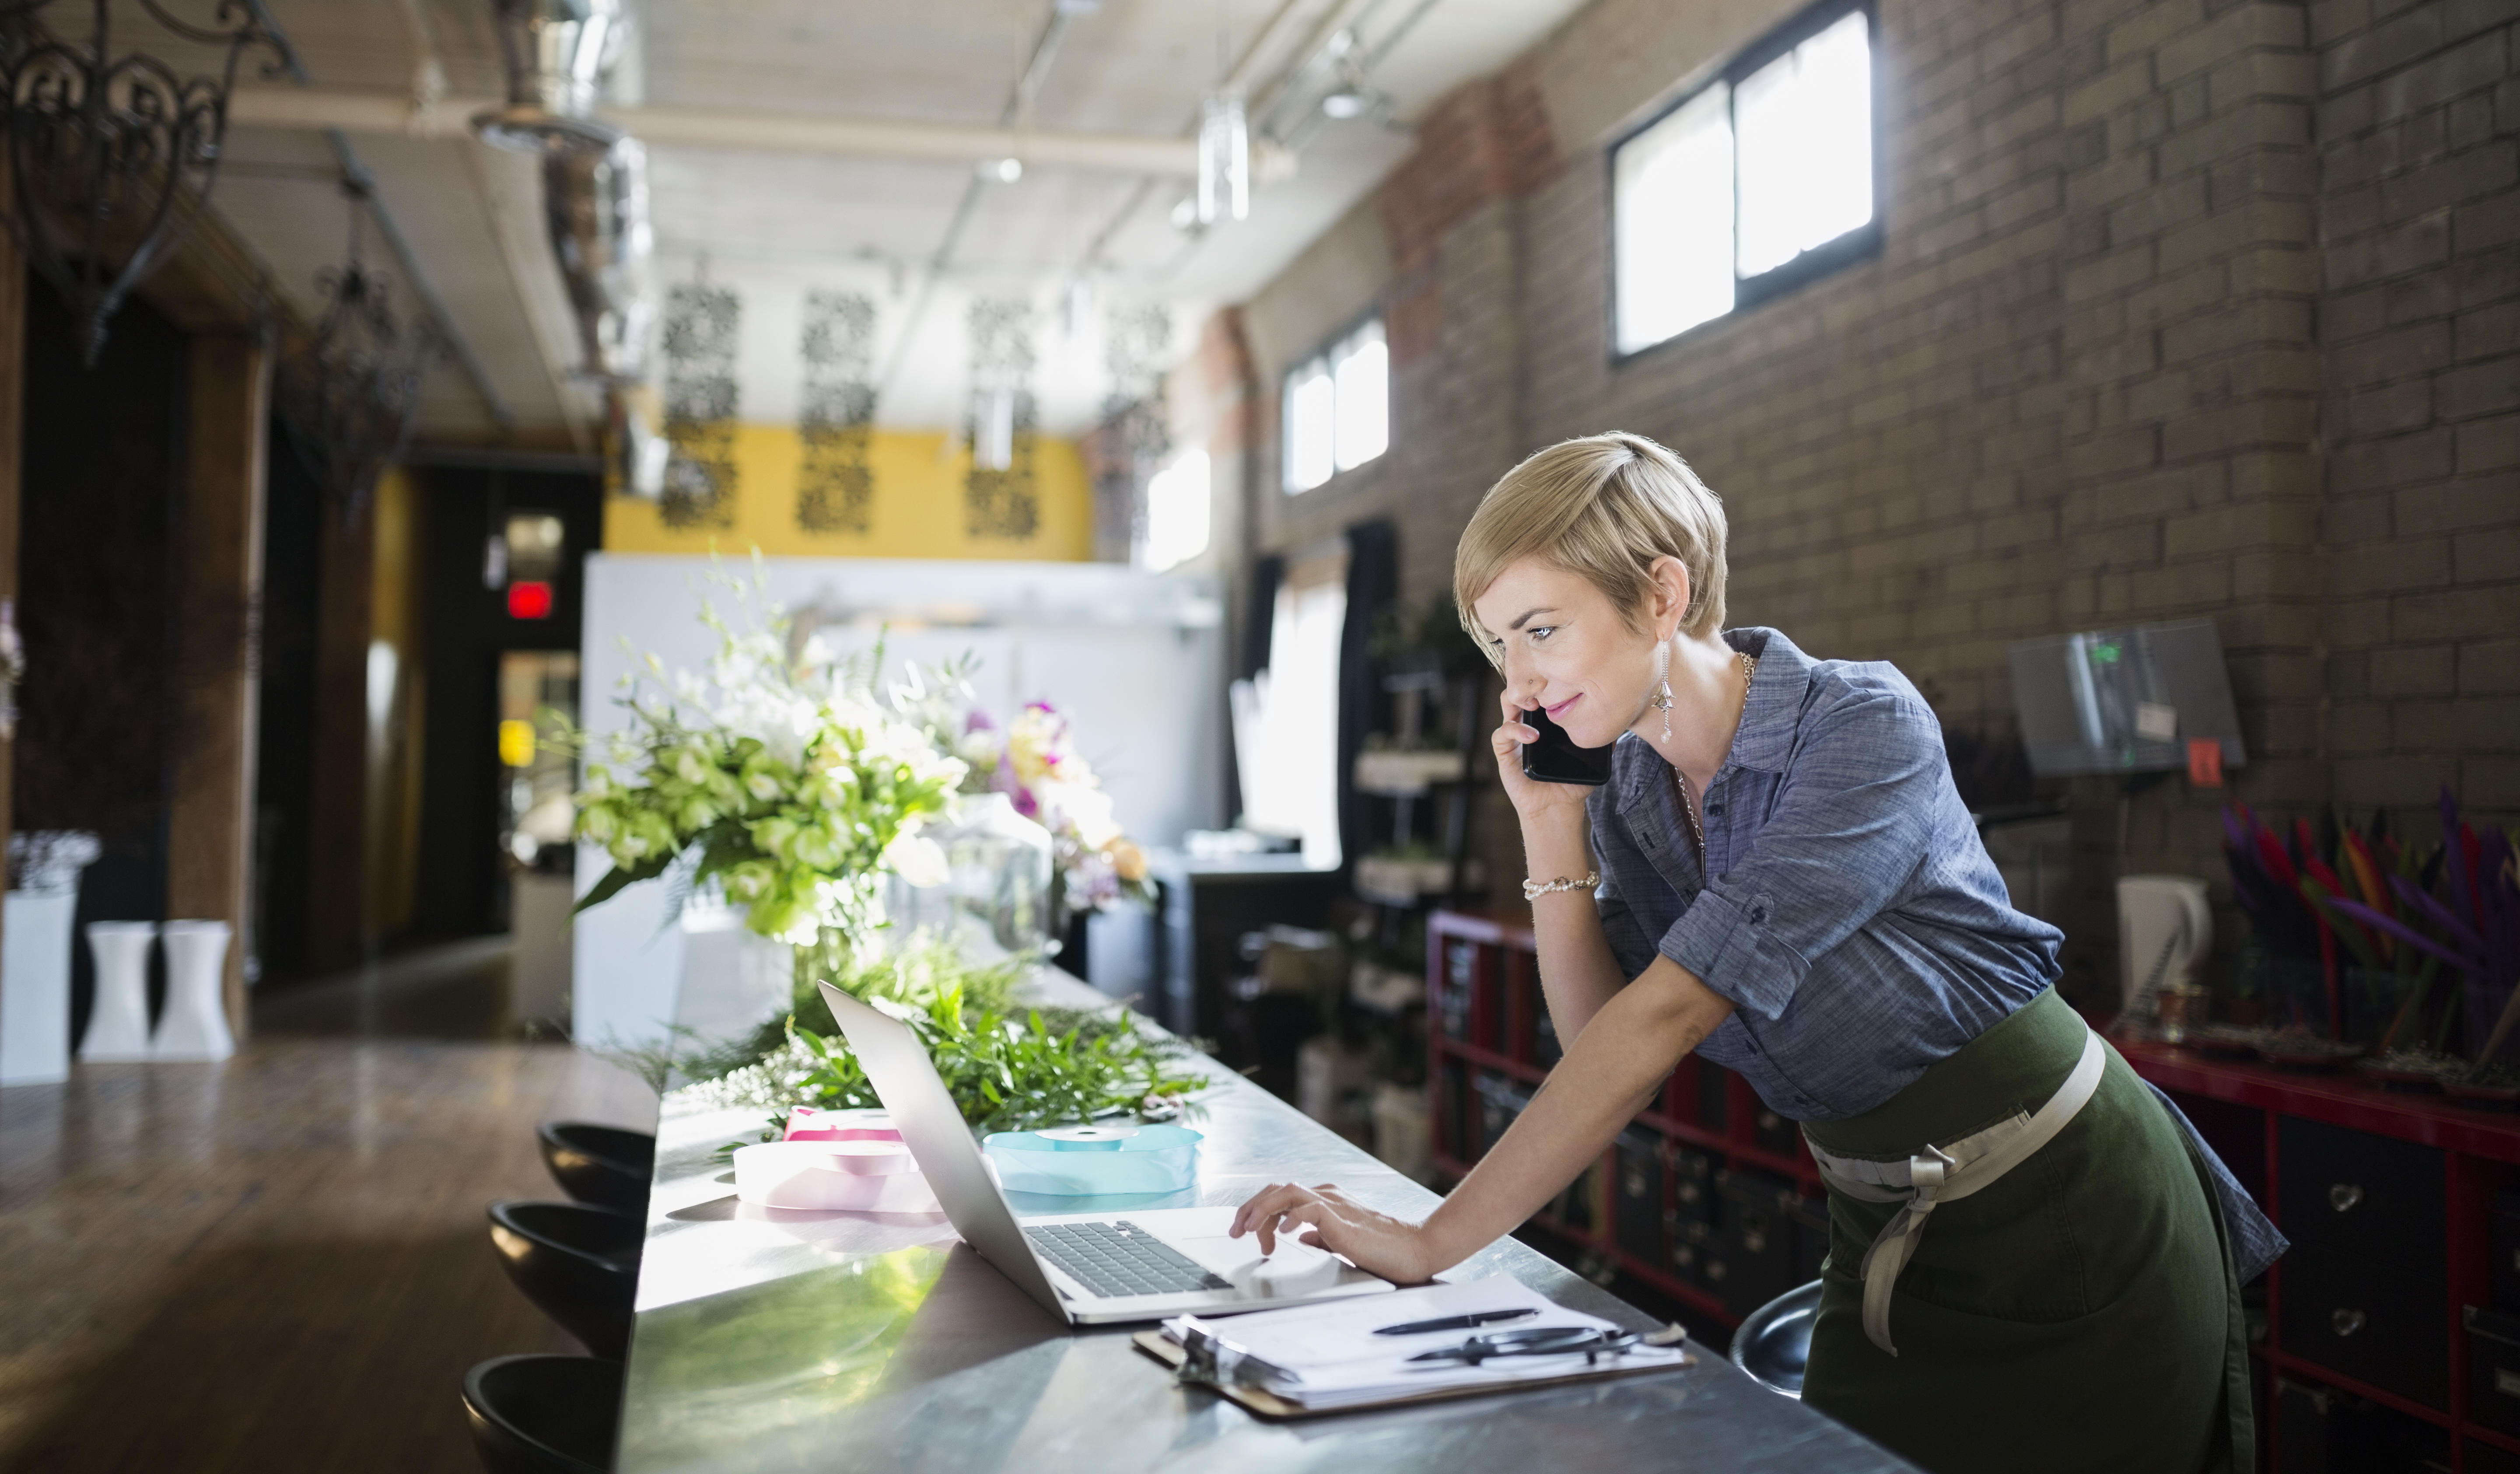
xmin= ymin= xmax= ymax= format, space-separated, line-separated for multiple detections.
xmin=3 ymin=831 xmax=100 ymax=1086
xmin=79 ymin=922 xmax=158 ymax=1062
xmin=154 ymin=920 xmax=234 ymax=1061
xmin=1 ymin=893 xmax=80 ymax=1085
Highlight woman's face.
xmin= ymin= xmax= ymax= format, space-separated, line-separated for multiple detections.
xmin=1471 ymin=557 xmax=1662 ymax=748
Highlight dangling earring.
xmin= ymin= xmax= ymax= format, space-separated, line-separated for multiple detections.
xmin=1652 ymin=639 xmax=1673 ymax=742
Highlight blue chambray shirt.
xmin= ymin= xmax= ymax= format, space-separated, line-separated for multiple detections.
xmin=1588 ymin=626 xmax=2284 ymax=1281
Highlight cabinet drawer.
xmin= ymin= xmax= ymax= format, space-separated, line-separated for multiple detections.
xmin=2277 ymin=1118 xmax=2443 ymax=1272
xmin=1672 ymin=1148 xmax=1715 ymax=1222
xmin=1615 ymin=1129 xmax=1666 ymax=1264
xmin=2280 ymin=1248 xmax=2447 ymax=1410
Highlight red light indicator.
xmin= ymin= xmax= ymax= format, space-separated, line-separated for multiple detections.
xmin=507 ymin=580 xmax=554 ymax=620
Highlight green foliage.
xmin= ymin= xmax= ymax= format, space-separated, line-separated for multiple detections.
xmin=674 ymin=931 xmax=1206 ymax=1143
xmin=706 ymin=932 xmax=1032 ymax=1074
xmin=783 ymin=987 xmax=1204 ymax=1135
xmin=556 ymin=564 xmax=966 ymax=948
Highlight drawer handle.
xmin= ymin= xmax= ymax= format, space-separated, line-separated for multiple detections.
xmin=2329 ymin=1183 xmax=2363 ymax=1213
xmin=2332 ymin=1309 xmax=2367 ymax=1338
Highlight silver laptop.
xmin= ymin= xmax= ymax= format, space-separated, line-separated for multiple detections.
xmin=818 ymin=980 xmax=1395 ymax=1324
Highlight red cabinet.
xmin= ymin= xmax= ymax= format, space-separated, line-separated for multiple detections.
xmin=2119 ymin=1035 xmax=2520 ymax=1472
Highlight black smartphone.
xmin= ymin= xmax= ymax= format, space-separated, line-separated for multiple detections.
xmin=1519 ymin=706 xmax=1614 ymax=786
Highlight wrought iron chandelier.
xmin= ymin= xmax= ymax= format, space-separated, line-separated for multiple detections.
xmin=275 ymin=188 xmax=435 ymax=525
xmin=0 ymin=0 xmax=282 ymax=363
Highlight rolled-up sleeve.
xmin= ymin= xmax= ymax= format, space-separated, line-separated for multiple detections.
xmin=1658 ymin=693 xmax=1942 ymax=1019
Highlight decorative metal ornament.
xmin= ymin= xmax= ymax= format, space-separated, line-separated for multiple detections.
xmin=275 ymin=197 xmax=436 ymax=525
xmin=964 ymin=297 xmax=1037 ymax=541
xmin=0 ymin=0 xmax=283 ymax=364
xmin=660 ymin=267 xmax=739 ymax=530
xmin=1095 ymin=304 xmax=1170 ymax=562
xmin=797 ymin=290 xmax=876 ymax=535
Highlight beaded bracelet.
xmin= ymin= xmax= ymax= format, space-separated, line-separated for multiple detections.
xmin=1522 ymin=871 xmax=1600 ymax=901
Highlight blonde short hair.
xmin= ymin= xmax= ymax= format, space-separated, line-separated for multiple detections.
xmin=1453 ymin=432 xmax=1729 ymax=664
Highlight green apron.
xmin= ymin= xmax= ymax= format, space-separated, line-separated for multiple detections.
xmin=1799 ymin=989 xmax=2251 ymax=1474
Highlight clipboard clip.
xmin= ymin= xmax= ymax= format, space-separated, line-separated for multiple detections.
xmin=1171 ymin=1319 xmax=1295 ymax=1394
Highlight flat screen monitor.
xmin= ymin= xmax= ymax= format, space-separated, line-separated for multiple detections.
xmin=2006 ymin=618 xmax=2246 ymax=778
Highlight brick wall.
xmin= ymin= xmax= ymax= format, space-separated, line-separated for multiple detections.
xmin=1211 ymin=0 xmax=2520 ymax=993
xmin=2314 ymin=0 xmax=2520 ymax=815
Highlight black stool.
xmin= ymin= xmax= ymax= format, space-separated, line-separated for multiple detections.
xmin=488 ymin=1201 xmax=643 ymax=1360
xmin=462 ymin=1354 xmax=621 ymax=1474
xmin=538 ymin=1122 xmax=656 ymax=1214
xmin=1730 ymin=1278 xmax=1822 ymax=1397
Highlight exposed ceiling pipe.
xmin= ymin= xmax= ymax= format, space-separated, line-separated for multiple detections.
xmin=238 ymin=0 xmax=517 ymax=432
xmin=226 ymin=88 xmax=1292 ymax=179
xmin=471 ymin=0 xmax=658 ymax=473
xmin=1064 ymin=0 xmax=1309 ymax=285
xmin=873 ymin=0 xmax=1089 ymax=400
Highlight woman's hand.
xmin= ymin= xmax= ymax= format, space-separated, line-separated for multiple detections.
xmin=1230 ymin=1182 xmax=1443 ymax=1284
xmin=1492 ymin=688 xmax=1592 ymax=834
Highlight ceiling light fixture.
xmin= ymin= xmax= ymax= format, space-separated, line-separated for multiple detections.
xmin=0 ymin=0 xmax=284 ymax=363
xmin=275 ymin=185 xmax=438 ymax=525
xmin=978 ymin=156 xmax=1024 ymax=183
xmin=1320 ymin=85 xmax=1384 ymax=120
xmin=1197 ymin=88 xmax=1247 ymax=224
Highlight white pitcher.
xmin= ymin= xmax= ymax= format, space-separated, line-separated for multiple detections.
xmin=154 ymin=920 xmax=234 ymax=1061
xmin=79 ymin=922 xmax=158 ymax=1062
xmin=2118 ymin=875 xmax=2213 ymax=1013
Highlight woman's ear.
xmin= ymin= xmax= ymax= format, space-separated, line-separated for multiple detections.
xmin=1647 ymin=556 xmax=1693 ymax=639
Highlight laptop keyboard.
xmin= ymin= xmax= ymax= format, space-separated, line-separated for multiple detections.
xmin=1026 ymin=1220 xmax=1232 ymax=1299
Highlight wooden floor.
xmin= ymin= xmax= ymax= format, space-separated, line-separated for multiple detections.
xmin=0 ymin=943 xmax=657 ymax=1474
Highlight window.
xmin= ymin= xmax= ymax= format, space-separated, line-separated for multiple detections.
xmin=1282 ymin=318 xmax=1386 ymax=492
xmin=1138 ymin=448 xmax=1211 ymax=572
xmin=1613 ymin=4 xmax=1877 ymax=355
xmin=1229 ymin=566 xmax=1347 ymax=865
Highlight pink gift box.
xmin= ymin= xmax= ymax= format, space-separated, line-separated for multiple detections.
xmin=733 ymin=1139 xmax=940 ymax=1211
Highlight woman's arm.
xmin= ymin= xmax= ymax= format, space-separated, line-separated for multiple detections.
xmin=1520 ymin=806 xmax=1631 ymax=1042
xmin=1229 ymin=955 xmax=1736 ymax=1280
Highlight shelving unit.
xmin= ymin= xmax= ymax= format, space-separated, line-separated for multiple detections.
xmin=1424 ymin=909 xmax=1827 ymax=1330
xmin=1425 ymin=910 xmax=2520 ymax=1471
xmin=2118 ymin=1037 xmax=2520 ymax=1473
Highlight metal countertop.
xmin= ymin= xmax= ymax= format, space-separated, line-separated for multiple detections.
xmin=616 ymin=969 xmax=1914 ymax=1474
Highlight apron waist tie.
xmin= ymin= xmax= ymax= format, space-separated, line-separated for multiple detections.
xmin=1805 ymin=1022 xmax=2108 ymax=1358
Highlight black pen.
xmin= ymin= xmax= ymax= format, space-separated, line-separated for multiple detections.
xmin=1372 ymin=1307 xmax=1541 ymax=1337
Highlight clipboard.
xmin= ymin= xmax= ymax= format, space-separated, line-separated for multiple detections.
xmin=1130 ymin=1329 xmax=1696 ymax=1420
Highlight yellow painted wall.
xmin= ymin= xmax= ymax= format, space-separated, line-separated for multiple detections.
xmin=368 ymin=465 xmax=427 ymax=937
xmin=603 ymin=425 xmax=1096 ymax=560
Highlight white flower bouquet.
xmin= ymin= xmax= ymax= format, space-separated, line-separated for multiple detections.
xmin=567 ymin=572 xmax=966 ymax=953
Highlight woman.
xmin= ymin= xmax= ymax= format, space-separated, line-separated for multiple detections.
xmin=1231 ymin=433 xmax=2280 ymax=1474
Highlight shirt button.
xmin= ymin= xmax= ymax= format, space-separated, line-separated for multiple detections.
xmin=1707 ymin=804 xmax=1724 ymax=816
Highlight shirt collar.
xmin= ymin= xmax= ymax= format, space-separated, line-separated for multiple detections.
xmin=1721 ymin=626 xmax=1813 ymax=776
xmin=1609 ymin=625 xmax=1814 ymax=803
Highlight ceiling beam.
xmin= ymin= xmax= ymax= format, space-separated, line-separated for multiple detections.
xmin=227 ymin=89 xmax=1296 ymax=181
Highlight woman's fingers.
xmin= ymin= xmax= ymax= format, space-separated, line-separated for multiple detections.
xmin=1232 ymin=1182 xmax=1320 ymax=1253
xmin=1229 ymin=1183 xmax=1289 ymax=1237
xmin=1235 ymin=1183 xmax=1376 ymax=1256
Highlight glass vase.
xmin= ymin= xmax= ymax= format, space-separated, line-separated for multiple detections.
xmin=886 ymin=792 xmax=1053 ymax=959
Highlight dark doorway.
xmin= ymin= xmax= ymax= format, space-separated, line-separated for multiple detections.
xmin=14 ymin=275 xmax=190 ymax=1039
xmin=410 ymin=465 xmax=598 ymax=939
xmin=251 ymin=418 xmax=324 ymax=980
